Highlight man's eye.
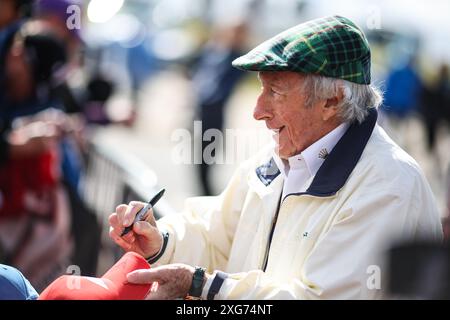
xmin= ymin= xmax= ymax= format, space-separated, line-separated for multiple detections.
xmin=271 ymin=88 xmax=282 ymax=95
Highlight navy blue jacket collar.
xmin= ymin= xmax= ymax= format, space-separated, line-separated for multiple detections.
xmin=255 ymin=108 xmax=378 ymax=197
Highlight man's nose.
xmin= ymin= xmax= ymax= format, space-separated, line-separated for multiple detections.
xmin=253 ymin=94 xmax=272 ymax=121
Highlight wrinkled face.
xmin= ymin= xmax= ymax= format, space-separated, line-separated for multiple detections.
xmin=254 ymin=71 xmax=336 ymax=159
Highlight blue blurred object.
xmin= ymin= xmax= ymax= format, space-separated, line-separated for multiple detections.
xmin=0 ymin=264 xmax=39 ymax=300
xmin=61 ymin=136 xmax=84 ymax=194
xmin=192 ymin=45 xmax=244 ymax=108
xmin=127 ymin=38 xmax=162 ymax=91
xmin=383 ymin=60 xmax=423 ymax=117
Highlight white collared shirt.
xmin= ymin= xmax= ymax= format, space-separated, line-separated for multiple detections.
xmin=273 ymin=122 xmax=350 ymax=200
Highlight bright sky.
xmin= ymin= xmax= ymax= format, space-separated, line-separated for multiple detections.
xmin=308 ymin=0 xmax=450 ymax=62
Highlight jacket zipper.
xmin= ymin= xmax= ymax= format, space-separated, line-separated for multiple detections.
xmin=261 ymin=191 xmax=283 ymax=271
xmin=261 ymin=190 xmax=336 ymax=271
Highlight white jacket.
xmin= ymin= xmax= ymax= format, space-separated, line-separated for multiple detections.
xmin=154 ymin=110 xmax=443 ymax=299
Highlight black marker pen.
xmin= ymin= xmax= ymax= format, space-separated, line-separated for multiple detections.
xmin=120 ymin=188 xmax=165 ymax=237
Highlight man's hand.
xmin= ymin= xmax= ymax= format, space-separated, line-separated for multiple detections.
xmin=127 ymin=264 xmax=209 ymax=300
xmin=9 ymin=135 xmax=57 ymax=158
xmin=8 ymin=122 xmax=60 ymax=159
xmin=109 ymin=201 xmax=163 ymax=258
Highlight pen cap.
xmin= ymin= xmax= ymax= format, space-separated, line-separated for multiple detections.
xmin=39 ymin=252 xmax=152 ymax=300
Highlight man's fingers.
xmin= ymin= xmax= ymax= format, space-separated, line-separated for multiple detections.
xmin=123 ymin=202 xmax=146 ymax=227
xmin=133 ymin=221 xmax=158 ymax=239
xmin=144 ymin=288 xmax=166 ymax=300
xmin=108 ymin=214 xmax=123 ymax=238
xmin=114 ymin=204 xmax=128 ymax=225
xmin=109 ymin=213 xmax=120 ymax=229
xmin=109 ymin=214 xmax=134 ymax=241
xmin=127 ymin=269 xmax=159 ymax=284
xmin=123 ymin=232 xmax=135 ymax=243
xmin=109 ymin=227 xmax=133 ymax=250
xmin=144 ymin=208 xmax=157 ymax=226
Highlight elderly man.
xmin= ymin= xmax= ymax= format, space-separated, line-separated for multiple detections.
xmin=108 ymin=16 xmax=443 ymax=299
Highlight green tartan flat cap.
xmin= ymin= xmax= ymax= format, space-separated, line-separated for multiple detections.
xmin=232 ymin=15 xmax=371 ymax=84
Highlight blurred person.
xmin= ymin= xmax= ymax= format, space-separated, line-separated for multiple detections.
xmin=4 ymin=26 xmax=102 ymax=277
xmin=4 ymin=14 xmax=133 ymax=274
xmin=0 ymin=0 xmax=32 ymax=108
xmin=420 ymin=64 xmax=450 ymax=153
xmin=0 ymin=119 xmax=73 ymax=291
xmin=0 ymin=31 xmax=73 ymax=287
xmin=419 ymin=65 xmax=450 ymax=193
xmin=383 ymin=55 xmax=423 ymax=118
xmin=33 ymin=0 xmax=135 ymax=128
xmin=125 ymin=37 xmax=161 ymax=128
xmin=82 ymin=70 xmax=136 ymax=127
xmin=1 ymin=28 xmax=69 ymax=179
xmin=32 ymin=0 xmax=101 ymax=121
xmin=0 ymin=29 xmax=99 ymax=289
xmin=0 ymin=28 xmax=68 ymax=175
xmin=190 ymin=21 xmax=248 ymax=195
xmin=381 ymin=55 xmax=424 ymax=146
xmin=33 ymin=0 xmax=83 ymax=64
xmin=29 ymin=0 xmax=88 ymax=120
xmin=2 ymin=34 xmax=66 ymax=107
xmin=104 ymin=16 xmax=443 ymax=299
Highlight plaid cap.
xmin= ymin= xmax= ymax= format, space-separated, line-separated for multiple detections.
xmin=232 ymin=15 xmax=371 ymax=84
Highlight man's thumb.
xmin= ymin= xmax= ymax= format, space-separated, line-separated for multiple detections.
xmin=127 ymin=269 xmax=155 ymax=284
xmin=133 ymin=221 xmax=154 ymax=238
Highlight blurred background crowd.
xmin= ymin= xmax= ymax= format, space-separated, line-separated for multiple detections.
xmin=0 ymin=0 xmax=449 ymax=297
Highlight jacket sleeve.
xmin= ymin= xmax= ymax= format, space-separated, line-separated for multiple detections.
xmin=151 ymin=159 xmax=251 ymax=271
xmin=210 ymin=179 xmax=443 ymax=300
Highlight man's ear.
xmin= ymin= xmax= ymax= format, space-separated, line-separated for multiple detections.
xmin=322 ymin=89 xmax=343 ymax=121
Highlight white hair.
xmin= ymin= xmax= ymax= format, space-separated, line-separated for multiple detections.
xmin=302 ymin=74 xmax=383 ymax=124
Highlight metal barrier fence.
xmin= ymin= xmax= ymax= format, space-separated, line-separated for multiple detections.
xmin=81 ymin=140 xmax=176 ymax=273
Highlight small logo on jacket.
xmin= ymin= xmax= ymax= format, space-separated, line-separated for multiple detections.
xmin=318 ymin=148 xmax=329 ymax=159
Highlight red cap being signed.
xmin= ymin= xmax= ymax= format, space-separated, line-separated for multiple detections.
xmin=39 ymin=252 xmax=151 ymax=300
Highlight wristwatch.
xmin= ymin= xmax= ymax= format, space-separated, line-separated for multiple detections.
xmin=187 ymin=266 xmax=205 ymax=299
